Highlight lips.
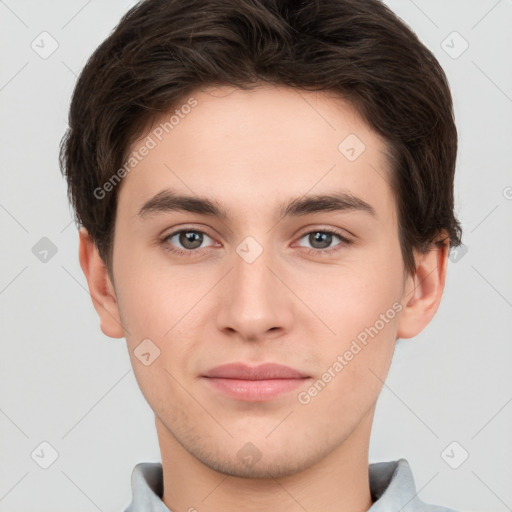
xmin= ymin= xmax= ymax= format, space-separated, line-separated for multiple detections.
xmin=202 ymin=363 xmax=311 ymax=401
xmin=203 ymin=362 xmax=309 ymax=380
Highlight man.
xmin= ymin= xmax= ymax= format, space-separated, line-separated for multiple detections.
xmin=59 ymin=0 xmax=462 ymax=510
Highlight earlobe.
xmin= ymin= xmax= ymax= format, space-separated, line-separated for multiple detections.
xmin=78 ymin=228 xmax=125 ymax=339
xmin=396 ymin=239 xmax=449 ymax=339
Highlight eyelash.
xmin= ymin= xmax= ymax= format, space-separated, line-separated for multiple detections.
xmin=160 ymin=227 xmax=352 ymax=258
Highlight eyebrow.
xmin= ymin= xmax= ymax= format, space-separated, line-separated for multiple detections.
xmin=138 ymin=188 xmax=376 ymax=220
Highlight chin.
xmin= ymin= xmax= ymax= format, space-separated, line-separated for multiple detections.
xmin=208 ymin=456 xmax=308 ymax=480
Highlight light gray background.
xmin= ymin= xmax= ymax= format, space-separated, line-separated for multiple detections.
xmin=1 ymin=1 xmax=511 ymax=511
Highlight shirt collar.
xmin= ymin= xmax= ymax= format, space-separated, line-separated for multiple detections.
xmin=124 ymin=458 xmax=450 ymax=512
xmin=368 ymin=458 xmax=428 ymax=510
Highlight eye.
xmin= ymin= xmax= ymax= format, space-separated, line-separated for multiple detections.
xmin=161 ymin=229 xmax=215 ymax=256
xmin=296 ymin=228 xmax=351 ymax=254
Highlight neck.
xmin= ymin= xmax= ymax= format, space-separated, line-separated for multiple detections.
xmin=156 ymin=409 xmax=375 ymax=512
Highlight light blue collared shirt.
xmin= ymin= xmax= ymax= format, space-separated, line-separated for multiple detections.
xmin=123 ymin=458 xmax=458 ymax=511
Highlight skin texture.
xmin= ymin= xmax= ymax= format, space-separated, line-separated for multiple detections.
xmin=79 ymin=85 xmax=449 ymax=512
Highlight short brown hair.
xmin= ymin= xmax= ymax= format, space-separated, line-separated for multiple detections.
xmin=59 ymin=0 xmax=462 ymax=275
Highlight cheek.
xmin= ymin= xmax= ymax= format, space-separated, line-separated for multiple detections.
xmin=300 ymin=256 xmax=403 ymax=342
xmin=297 ymin=281 xmax=400 ymax=419
xmin=113 ymin=260 xmax=217 ymax=406
xmin=296 ymin=244 xmax=403 ymax=387
xmin=113 ymin=243 xmax=209 ymax=340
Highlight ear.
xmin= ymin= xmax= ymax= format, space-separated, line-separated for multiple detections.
xmin=397 ymin=237 xmax=450 ymax=339
xmin=78 ymin=228 xmax=125 ymax=338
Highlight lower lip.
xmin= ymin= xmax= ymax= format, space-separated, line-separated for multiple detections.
xmin=203 ymin=377 xmax=310 ymax=401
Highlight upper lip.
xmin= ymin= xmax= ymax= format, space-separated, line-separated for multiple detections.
xmin=203 ymin=363 xmax=309 ymax=380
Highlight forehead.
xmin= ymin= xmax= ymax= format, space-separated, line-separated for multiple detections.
xmin=116 ymin=85 xmax=395 ymax=224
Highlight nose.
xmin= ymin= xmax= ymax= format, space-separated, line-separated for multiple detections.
xmin=214 ymin=241 xmax=295 ymax=343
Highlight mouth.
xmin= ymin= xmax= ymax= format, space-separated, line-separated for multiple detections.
xmin=201 ymin=362 xmax=311 ymax=401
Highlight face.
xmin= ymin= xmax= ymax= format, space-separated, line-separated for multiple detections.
xmin=105 ymin=85 xmax=414 ymax=477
